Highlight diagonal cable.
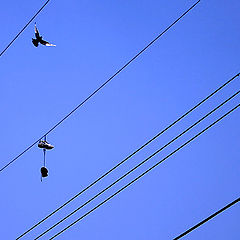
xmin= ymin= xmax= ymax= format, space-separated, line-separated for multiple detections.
xmin=1 ymin=0 xmax=201 ymax=173
xmin=174 ymin=197 xmax=240 ymax=240
xmin=33 ymin=89 xmax=240 ymax=239
xmin=16 ymin=72 xmax=239 ymax=239
xmin=48 ymin=102 xmax=240 ymax=240
xmin=0 ymin=0 xmax=51 ymax=57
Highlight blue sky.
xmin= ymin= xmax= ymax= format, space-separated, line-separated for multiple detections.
xmin=1 ymin=0 xmax=239 ymax=239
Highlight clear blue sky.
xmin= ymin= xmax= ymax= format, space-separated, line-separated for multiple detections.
xmin=1 ymin=0 xmax=239 ymax=239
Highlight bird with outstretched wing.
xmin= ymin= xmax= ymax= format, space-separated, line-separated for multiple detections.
xmin=32 ymin=23 xmax=56 ymax=47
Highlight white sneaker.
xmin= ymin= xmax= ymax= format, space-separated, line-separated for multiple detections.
xmin=38 ymin=140 xmax=54 ymax=150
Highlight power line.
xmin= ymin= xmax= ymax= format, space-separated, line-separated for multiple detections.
xmin=0 ymin=0 xmax=201 ymax=173
xmin=0 ymin=0 xmax=51 ymax=57
xmin=33 ymin=89 xmax=240 ymax=240
xmin=173 ymin=197 xmax=240 ymax=240
xmin=48 ymin=103 xmax=240 ymax=240
xmin=17 ymin=72 xmax=240 ymax=240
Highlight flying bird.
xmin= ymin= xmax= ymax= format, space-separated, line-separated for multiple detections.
xmin=32 ymin=23 xmax=56 ymax=47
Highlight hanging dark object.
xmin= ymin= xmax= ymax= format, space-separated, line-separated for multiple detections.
xmin=38 ymin=140 xmax=54 ymax=150
xmin=38 ymin=136 xmax=54 ymax=181
xmin=41 ymin=167 xmax=48 ymax=177
xmin=32 ymin=23 xmax=56 ymax=47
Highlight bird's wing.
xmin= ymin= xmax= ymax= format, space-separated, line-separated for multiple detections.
xmin=32 ymin=38 xmax=39 ymax=47
xmin=39 ymin=39 xmax=56 ymax=46
xmin=35 ymin=24 xmax=41 ymax=39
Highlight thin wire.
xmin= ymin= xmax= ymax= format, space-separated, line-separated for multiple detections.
xmin=16 ymin=72 xmax=240 ymax=240
xmin=0 ymin=0 xmax=51 ymax=57
xmin=43 ymin=149 xmax=46 ymax=167
xmin=44 ymin=136 xmax=46 ymax=166
xmin=174 ymin=197 xmax=240 ymax=240
xmin=1 ymin=0 xmax=201 ymax=173
xmin=33 ymin=89 xmax=240 ymax=239
xmin=49 ymin=103 xmax=240 ymax=240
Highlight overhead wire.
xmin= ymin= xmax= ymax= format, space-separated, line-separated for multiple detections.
xmin=17 ymin=71 xmax=240 ymax=239
xmin=17 ymin=72 xmax=240 ymax=239
xmin=32 ymin=89 xmax=240 ymax=239
xmin=0 ymin=0 xmax=201 ymax=173
xmin=3 ymin=0 xmax=238 ymax=238
xmin=173 ymin=197 xmax=240 ymax=239
xmin=47 ymin=102 xmax=240 ymax=239
xmin=0 ymin=0 xmax=51 ymax=57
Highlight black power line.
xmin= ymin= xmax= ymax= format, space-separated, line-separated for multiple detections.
xmin=17 ymin=72 xmax=240 ymax=239
xmin=173 ymin=197 xmax=240 ymax=240
xmin=0 ymin=0 xmax=51 ymax=57
xmin=48 ymin=103 xmax=240 ymax=240
xmin=32 ymin=89 xmax=240 ymax=239
xmin=0 ymin=0 xmax=201 ymax=173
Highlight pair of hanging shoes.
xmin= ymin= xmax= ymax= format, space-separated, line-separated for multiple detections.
xmin=38 ymin=139 xmax=53 ymax=180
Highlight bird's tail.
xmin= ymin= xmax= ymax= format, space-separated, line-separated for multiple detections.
xmin=46 ymin=43 xmax=56 ymax=47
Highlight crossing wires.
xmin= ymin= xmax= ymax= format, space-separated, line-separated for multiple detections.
xmin=0 ymin=0 xmax=51 ymax=57
xmin=0 ymin=0 xmax=201 ymax=172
